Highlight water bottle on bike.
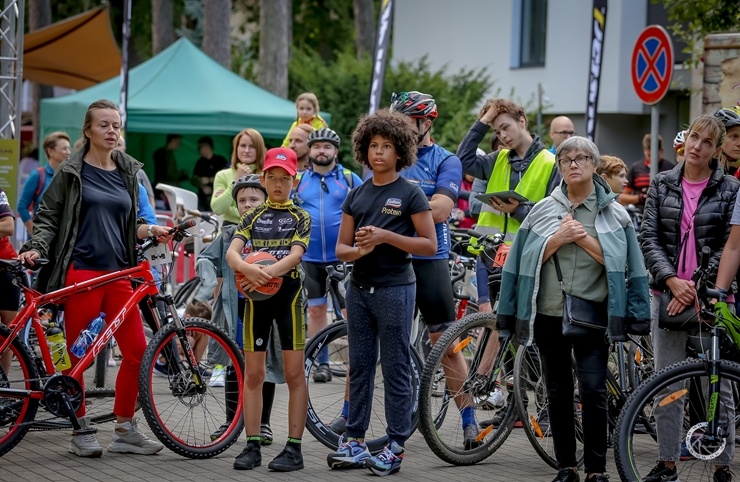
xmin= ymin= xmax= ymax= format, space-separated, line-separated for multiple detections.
xmin=70 ymin=313 xmax=106 ymax=358
xmin=47 ymin=323 xmax=71 ymax=370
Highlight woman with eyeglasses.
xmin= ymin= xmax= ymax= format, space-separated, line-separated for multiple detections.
xmin=639 ymin=114 xmax=739 ymax=482
xmin=497 ymin=136 xmax=650 ymax=482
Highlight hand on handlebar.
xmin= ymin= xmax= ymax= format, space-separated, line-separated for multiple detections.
xmin=18 ymin=250 xmax=40 ymax=266
xmin=151 ymin=225 xmax=175 ymax=243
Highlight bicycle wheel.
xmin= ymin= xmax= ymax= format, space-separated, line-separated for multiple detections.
xmin=0 ymin=324 xmax=40 ymax=456
xmin=138 ymin=318 xmax=245 ymax=458
xmin=173 ymin=277 xmax=201 ymax=310
xmin=615 ymin=359 xmax=740 ymax=482
xmin=419 ymin=312 xmax=516 ymax=465
xmin=304 ymin=321 xmax=423 ymax=454
xmin=513 ymin=343 xmax=585 ymax=469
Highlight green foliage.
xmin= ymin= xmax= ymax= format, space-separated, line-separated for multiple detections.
xmin=656 ymin=0 xmax=740 ymax=56
xmin=287 ymin=47 xmax=493 ymax=171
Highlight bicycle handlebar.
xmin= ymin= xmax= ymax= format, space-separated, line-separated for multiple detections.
xmin=138 ymin=219 xmax=197 ymax=254
xmin=186 ymin=209 xmax=217 ymax=223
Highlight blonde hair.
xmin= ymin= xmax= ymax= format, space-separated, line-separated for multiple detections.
xmin=42 ymin=131 xmax=71 ymax=159
xmin=79 ymin=99 xmax=120 ymax=155
xmin=598 ymin=155 xmax=627 ymax=177
xmin=230 ymin=128 xmax=267 ymax=171
xmin=687 ymin=115 xmax=726 ymax=150
xmin=296 ymin=92 xmax=320 ymax=115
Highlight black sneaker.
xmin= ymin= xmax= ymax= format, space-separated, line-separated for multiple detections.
xmin=328 ymin=415 xmax=347 ymax=435
xmin=233 ymin=442 xmax=261 ymax=470
xmin=463 ymin=424 xmax=481 ymax=449
xmin=643 ymin=461 xmax=678 ymax=482
xmin=715 ymin=466 xmax=733 ymax=482
xmin=268 ymin=444 xmax=304 ymax=472
xmin=313 ymin=364 xmax=332 ymax=383
xmin=585 ymin=475 xmax=609 ymax=482
xmin=480 ymin=406 xmax=517 ymax=428
xmin=552 ymin=468 xmax=580 ymax=482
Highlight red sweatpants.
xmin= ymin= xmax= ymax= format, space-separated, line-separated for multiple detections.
xmin=63 ymin=264 xmax=147 ymax=417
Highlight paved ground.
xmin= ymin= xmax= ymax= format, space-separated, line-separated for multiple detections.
xmin=0 ymin=366 xmax=621 ymax=482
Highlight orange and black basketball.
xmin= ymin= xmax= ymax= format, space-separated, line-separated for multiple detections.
xmin=235 ymin=251 xmax=283 ymax=301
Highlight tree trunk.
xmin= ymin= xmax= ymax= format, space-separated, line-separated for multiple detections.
xmin=203 ymin=0 xmax=232 ymax=68
xmin=152 ymin=0 xmax=175 ymax=55
xmin=258 ymin=0 xmax=290 ymax=98
xmin=28 ymin=0 xmax=53 ymax=144
xmin=353 ymin=0 xmax=375 ymax=60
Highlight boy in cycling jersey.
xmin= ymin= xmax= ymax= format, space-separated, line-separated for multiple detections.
xmin=327 ymin=110 xmax=436 ymax=476
xmin=226 ymin=148 xmax=310 ymax=472
xmin=194 ymin=174 xmax=285 ymax=445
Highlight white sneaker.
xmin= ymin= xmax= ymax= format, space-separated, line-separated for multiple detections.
xmin=69 ymin=416 xmax=103 ymax=457
xmin=107 ymin=418 xmax=164 ymax=455
xmin=209 ymin=365 xmax=225 ymax=387
xmin=490 ymin=387 xmax=506 ymax=408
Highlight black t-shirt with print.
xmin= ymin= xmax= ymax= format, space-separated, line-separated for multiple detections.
xmin=342 ymin=176 xmax=430 ymax=287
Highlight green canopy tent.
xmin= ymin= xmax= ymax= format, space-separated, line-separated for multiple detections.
xmin=39 ymin=38 xmax=327 ymax=182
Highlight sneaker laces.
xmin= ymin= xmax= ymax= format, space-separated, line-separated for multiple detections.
xmin=119 ymin=418 xmax=151 ymax=442
xmin=376 ymin=446 xmax=396 ymax=463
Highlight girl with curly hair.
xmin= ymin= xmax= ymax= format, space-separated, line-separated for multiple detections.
xmin=326 ymin=109 xmax=436 ymax=475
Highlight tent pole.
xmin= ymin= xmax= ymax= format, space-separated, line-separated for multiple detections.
xmin=120 ymin=0 xmax=131 ymax=132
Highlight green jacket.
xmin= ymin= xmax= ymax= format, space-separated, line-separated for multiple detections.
xmin=20 ymin=150 xmax=144 ymax=293
xmin=497 ymin=175 xmax=651 ymax=345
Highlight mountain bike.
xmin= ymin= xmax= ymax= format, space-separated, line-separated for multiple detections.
xmin=615 ymin=247 xmax=740 ymax=481
xmin=0 ymin=221 xmax=245 ymax=458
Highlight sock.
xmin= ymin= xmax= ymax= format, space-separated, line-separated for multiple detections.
xmin=318 ymin=346 xmax=329 ymax=366
xmin=287 ymin=437 xmax=302 ymax=451
xmin=261 ymin=382 xmax=275 ymax=424
xmin=347 ymin=437 xmax=364 ymax=445
xmin=247 ymin=435 xmax=261 ymax=449
xmin=341 ymin=400 xmax=349 ymax=419
xmin=460 ymin=406 xmax=477 ymax=429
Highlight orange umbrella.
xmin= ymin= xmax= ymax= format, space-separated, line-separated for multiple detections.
xmin=23 ymin=7 xmax=121 ymax=90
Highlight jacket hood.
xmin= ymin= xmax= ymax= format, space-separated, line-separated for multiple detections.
xmin=551 ymin=173 xmax=617 ymax=212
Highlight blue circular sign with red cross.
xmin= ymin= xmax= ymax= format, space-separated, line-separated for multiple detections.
xmin=631 ymin=25 xmax=674 ymax=105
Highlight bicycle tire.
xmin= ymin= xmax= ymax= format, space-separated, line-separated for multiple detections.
xmin=513 ymin=344 xmax=585 ymax=469
xmin=304 ymin=321 xmax=423 ymax=454
xmin=419 ymin=312 xmax=516 ymax=465
xmin=138 ymin=318 xmax=245 ymax=458
xmin=615 ymin=359 xmax=740 ymax=482
xmin=173 ymin=277 xmax=200 ymax=309
xmin=0 ymin=324 xmax=41 ymax=456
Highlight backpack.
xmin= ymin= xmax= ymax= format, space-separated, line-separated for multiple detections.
xmin=28 ymin=167 xmax=46 ymax=213
xmin=293 ymin=167 xmax=355 ymax=205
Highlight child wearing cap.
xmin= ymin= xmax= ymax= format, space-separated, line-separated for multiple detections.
xmin=226 ymin=148 xmax=311 ymax=472
xmin=194 ymin=174 xmax=285 ymax=446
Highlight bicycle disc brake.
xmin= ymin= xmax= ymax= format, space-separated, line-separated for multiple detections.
xmin=42 ymin=374 xmax=83 ymax=417
xmin=685 ymin=422 xmax=727 ymax=460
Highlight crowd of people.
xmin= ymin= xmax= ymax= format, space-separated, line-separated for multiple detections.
xmin=3 ymin=87 xmax=740 ymax=481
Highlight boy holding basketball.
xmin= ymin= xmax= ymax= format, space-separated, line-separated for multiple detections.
xmin=327 ymin=110 xmax=436 ymax=476
xmin=226 ymin=147 xmax=311 ymax=472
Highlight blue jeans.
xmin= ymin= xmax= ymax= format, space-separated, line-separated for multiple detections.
xmin=345 ymin=281 xmax=415 ymax=447
xmin=534 ymin=314 xmax=609 ymax=474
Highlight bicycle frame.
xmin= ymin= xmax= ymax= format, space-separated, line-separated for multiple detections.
xmin=0 ymin=261 xmax=162 ymax=401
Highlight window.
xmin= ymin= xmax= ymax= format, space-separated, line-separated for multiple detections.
xmin=519 ymin=0 xmax=547 ymax=67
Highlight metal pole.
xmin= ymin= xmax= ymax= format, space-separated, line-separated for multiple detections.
xmin=120 ymin=0 xmax=131 ymax=132
xmin=536 ymin=83 xmax=543 ymax=137
xmin=0 ymin=0 xmax=24 ymax=139
xmin=650 ymin=104 xmax=659 ymax=179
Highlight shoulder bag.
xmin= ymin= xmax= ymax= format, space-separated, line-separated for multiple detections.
xmin=553 ymin=253 xmax=608 ymax=337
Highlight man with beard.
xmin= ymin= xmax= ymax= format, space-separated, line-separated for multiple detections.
xmin=288 ymin=124 xmax=314 ymax=173
xmin=293 ymin=128 xmax=362 ymax=387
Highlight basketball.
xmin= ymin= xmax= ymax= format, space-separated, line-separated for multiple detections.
xmin=235 ymin=251 xmax=283 ymax=301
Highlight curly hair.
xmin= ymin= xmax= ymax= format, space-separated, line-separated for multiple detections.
xmin=352 ymin=109 xmax=418 ymax=172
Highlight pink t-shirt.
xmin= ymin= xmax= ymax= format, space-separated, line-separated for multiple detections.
xmin=677 ymin=177 xmax=710 ymax=281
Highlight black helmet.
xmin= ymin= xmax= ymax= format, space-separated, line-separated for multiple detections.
xmin=232 ymin=174 xmax=266 ymax=202
xmin=389 ymin=91 xmax=438 ymax=119
xmin=307 ymin=127 xmax=341 ymax=148
xmin=715 ymin=106 xmax=740 ymax=130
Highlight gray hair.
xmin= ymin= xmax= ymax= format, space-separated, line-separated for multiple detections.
xmin=556 ymin=136 xmax=600 ymax=168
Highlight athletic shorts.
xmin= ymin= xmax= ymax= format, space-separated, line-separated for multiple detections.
xmin=302 ymin=261 xmax=346 ymax=308
xmin=242 ymin=276 xmax=306 ymax=352
xmin=0 ymin=271 xmax=20 ymax=311
xmin=412 ymin=258 xmax=456 ymax=332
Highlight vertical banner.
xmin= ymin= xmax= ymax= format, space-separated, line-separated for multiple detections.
xmin=585 ymin=0 xmax=607 ymax=141
xmin=368 ymin=0 xmax=394 ymax=114
xmin=0 ymin=139 xmax=19 ymax=208
xmin=119 ymin=0 xmax=132 ymax=132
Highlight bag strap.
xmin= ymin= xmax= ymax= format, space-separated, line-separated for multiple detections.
xmin=552 ymin=252 xmax=565 ymax=294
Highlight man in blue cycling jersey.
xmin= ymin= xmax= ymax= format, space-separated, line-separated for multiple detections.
xmin=390 ymin=91 xmax=481 ymax=448
xmin=293 ymin=128 xmax=362 ymax=386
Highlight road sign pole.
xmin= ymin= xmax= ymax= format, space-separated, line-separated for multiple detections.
xmin=650 ymin=104 xmax=659 ymax=179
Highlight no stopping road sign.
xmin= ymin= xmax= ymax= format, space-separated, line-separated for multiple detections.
xmin=631 ymin=25 xmax=674 ymax=105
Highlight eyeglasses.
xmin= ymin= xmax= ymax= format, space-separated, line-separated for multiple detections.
xmin=558 ymin=155 xmax=592 ymax=168
xmin=553 ymin=130 xmax=576 ymax=136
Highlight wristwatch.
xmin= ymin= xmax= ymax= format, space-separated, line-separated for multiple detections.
xmin=147 ymin=225 xmax=154 ymax=237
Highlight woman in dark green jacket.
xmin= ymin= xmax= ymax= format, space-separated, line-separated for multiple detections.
xmin=19 ymin=99 xmax=171 ymax=459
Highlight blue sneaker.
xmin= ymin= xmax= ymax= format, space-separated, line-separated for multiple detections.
xmin=365 ymin=442 xmax=404 ymax=476
xmin=327 ymin=438 xmax=371 ymax=469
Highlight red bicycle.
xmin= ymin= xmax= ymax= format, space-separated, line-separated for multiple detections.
xmin=0 ymin=222 xmax=245 ymax=458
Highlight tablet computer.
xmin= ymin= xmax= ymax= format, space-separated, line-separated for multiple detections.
xmin=475 ymin=190 xmax=529 ymax=205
